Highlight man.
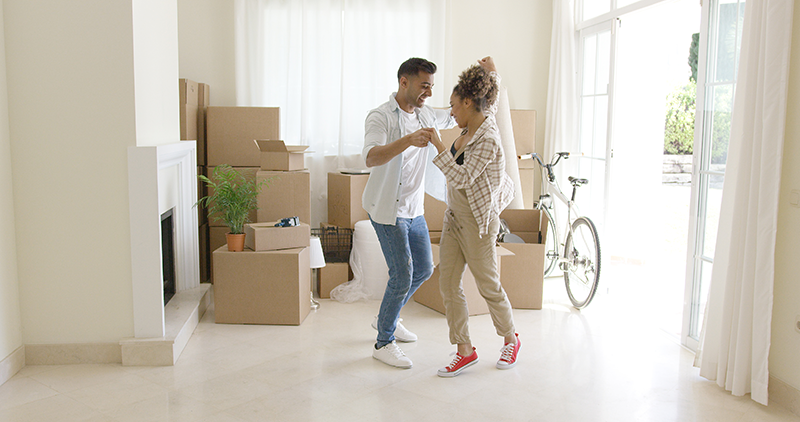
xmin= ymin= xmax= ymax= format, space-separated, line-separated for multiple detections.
xmin=362 ymin=57 xmax=455 ymax=368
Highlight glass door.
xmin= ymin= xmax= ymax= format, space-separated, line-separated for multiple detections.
xmin=576 ymin=20 xmax=618 ymax=228
xmin=682 ymin=0 xmax=745 ymax=351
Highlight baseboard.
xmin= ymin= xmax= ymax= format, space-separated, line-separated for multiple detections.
xmin=25 ymin=343 xmax=121 ymax=365
xmin=18 ymin=284 xmax=211 ymax=368
xmin=770 ymin=375 xmax=800 ymax=417
xmin=0 ymin=346 xmax=25 ymax=386
xmin=120 ymin=283 xmax=211 ymax=366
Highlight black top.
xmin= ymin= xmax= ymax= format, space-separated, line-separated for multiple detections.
xmin=450 ymin=142 xmax=464 ymax=165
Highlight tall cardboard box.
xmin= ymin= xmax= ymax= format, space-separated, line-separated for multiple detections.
xmin=328 ymin=172 xmax=369 ymax=228
xmin=498 ymin=209 xmax=548 ymax=309
xmin=179 ymin=78 xmax=199 ymax=106
xmin=414 ymin=243 xmax=513 ymax=316
xmin=206 ymin=167 xmax=260 ymax=227
xmin=180 ymin=104 xmax=198 ymax=141
xmin=197 ymin=83 xmax=210 ymax=165
xmin=212 ymin=246 xmax=310 ymax=325
xmin=257 ymin=170 xmax=310 ymax=224
xmin=519 ymin=167 xmax=535 ymax=209
xmin=510 ymin=109 xmax=536 ymax=156
xmin=207 ymin=106 xmax=280 ymax=167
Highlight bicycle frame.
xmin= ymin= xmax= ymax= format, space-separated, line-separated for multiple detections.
xmin=525 ymin=152 xmax=581 ymax=266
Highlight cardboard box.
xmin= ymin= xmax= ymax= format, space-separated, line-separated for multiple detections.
xmin=180 ymin=104 xmax=198 ymax=141
xmin=210 ymin=225 xmax=229 ymax=252
xmin=208 ymin=226 xmax=228 ymax=284
xmin=244 ymin=222 xmax=311 ymax=251
xmin=327 ymin=172 xmax=369 ymax=229
xmin=179 ymin=78 xmax=199 ymax=106
xmin=519 ymin=167 xmax=535 ymax=209
xmin=498 ymin=209 xmax=548 ymax=309
xmin=213 ymin=246 xmax=310 ymax=325
xmin=510 ymin=109 xmax=536 ymax=158
xmin=206 ymin=167 xmax=260 ymax=227
xmin=197 ymin=83 xmax=210 ymax=165
xmin=318 ymin=262 xmax=352 ymax=299
xmin=414 ymin=243 xmax=514 ymax=316
xmin=256 ymin=170 xmax=310 ymax=224
xmin=424 ymin=193 xmax=448 ymax=231
xmin=254 ymin=140 xmax=308 ymax=171
xmin=198 ymin=83 xmax=210 ymax=107
xmin=207 ymin=106 xmax=280 ymax=167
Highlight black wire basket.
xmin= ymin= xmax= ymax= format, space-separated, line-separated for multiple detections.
xmin=311 ymin=226 xmax=354 ymax=263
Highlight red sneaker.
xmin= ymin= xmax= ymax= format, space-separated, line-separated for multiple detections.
xmin=437 ymin=348 xmax=479 ymax=377
xmin=496 ymin=334 xmax=520 ymax=369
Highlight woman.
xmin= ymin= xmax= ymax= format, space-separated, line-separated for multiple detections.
xmin=429 ymin=57 xmax=519 ymax=377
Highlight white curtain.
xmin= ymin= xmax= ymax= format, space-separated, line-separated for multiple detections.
xmin=542 ymin=0 xmax=579 ymax=236
xmin=695 ymin=0 xmax=795 ymax=406
xmin=234 ymin=0 xmax=446 ymax=226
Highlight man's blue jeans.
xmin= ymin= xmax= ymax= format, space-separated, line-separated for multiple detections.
xmin=370 ymin=215 xmax=434 ymax=348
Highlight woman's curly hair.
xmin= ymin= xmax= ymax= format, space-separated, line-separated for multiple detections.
xmin=452 ymin=65 xmax=498 ymax=113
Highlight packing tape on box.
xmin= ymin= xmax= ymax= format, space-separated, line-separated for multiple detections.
xmin=330 ymin=220 xmax=388 ymax=303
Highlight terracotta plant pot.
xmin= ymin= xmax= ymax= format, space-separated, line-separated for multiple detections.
xmin=226 ymin=233 xmax=246 ymax=252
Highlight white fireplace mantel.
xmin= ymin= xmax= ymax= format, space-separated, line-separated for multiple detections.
xmin=127 ymin=141 xmax=200 ymax=339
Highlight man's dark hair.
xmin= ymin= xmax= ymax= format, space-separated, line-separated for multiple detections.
xmin=397 ymin=58 xmax=437 ymax=81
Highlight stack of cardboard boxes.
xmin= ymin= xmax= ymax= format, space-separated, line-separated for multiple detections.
xmin=180 ymin=84 xmax=316 ymax=325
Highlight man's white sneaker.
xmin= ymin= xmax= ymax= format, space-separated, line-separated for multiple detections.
xmin=373 ymin=341 xmax=412 ymax=369
xmin=371 ymin=316 xmax=418 ymax=342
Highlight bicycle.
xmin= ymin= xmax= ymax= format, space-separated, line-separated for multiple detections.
xmin=518 ymin=152 xmax=602 ymax=309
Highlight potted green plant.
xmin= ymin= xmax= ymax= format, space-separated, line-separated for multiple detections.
xmin=196 ymin=165 xmax=270 ymax=251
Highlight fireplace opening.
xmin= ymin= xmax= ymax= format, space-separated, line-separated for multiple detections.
xmin=161 ymin=208 xmax=176 ymax=306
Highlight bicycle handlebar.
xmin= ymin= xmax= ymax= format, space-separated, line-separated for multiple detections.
xmin=517 ymin=152 xmax=573 ymax=183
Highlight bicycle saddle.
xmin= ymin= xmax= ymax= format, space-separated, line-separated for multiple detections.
xmin=568 ymin=176 xmax=589 ymax=186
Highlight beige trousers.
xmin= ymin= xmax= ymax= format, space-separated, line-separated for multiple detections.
xmin=438 ymin=189 xmax=515 ymax=345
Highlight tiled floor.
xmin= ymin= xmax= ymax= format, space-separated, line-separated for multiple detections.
xmin=1 ymin=276 xmax=798 ymax=422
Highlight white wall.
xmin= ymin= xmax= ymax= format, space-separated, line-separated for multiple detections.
xmin=177 ymin=0 xmax=236 ymax=106
xmin=4 ymin=0 xmax=137 ymax=344
xmin=771 ymin=2 xmax=800 ymax=394
xmin=0 ymin=0 xmax=22 ymax=365
xmin=446 ymin=0 xmax=552 ymax=150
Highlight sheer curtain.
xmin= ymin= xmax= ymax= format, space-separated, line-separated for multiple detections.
xmin=543 ymin=0 xmax=578 ymax=164
xmin=695 ymin=0 xmax=795 ymax=405
xmin=542 ymin=0 xmax=579 ymax=237
xmin=234 ymin=0 xmax=446 ymax=225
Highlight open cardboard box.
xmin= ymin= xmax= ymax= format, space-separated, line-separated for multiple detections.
xmin=254 ymin=140 xmax=309 ymax=171
xmin=498 ymin=209 xmax=548 ymax=309
xmin=414 ymin=243 xmax=514 ymax=316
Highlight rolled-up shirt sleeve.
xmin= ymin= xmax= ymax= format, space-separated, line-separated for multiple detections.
xmin=363 ymin=110 xmax=389 ymax=161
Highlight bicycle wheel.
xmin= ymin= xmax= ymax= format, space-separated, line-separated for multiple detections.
xmin=563 ymin=217 xmax=601 ymax=309
xmin=540 ymin=206 xmax=559 ymax=278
